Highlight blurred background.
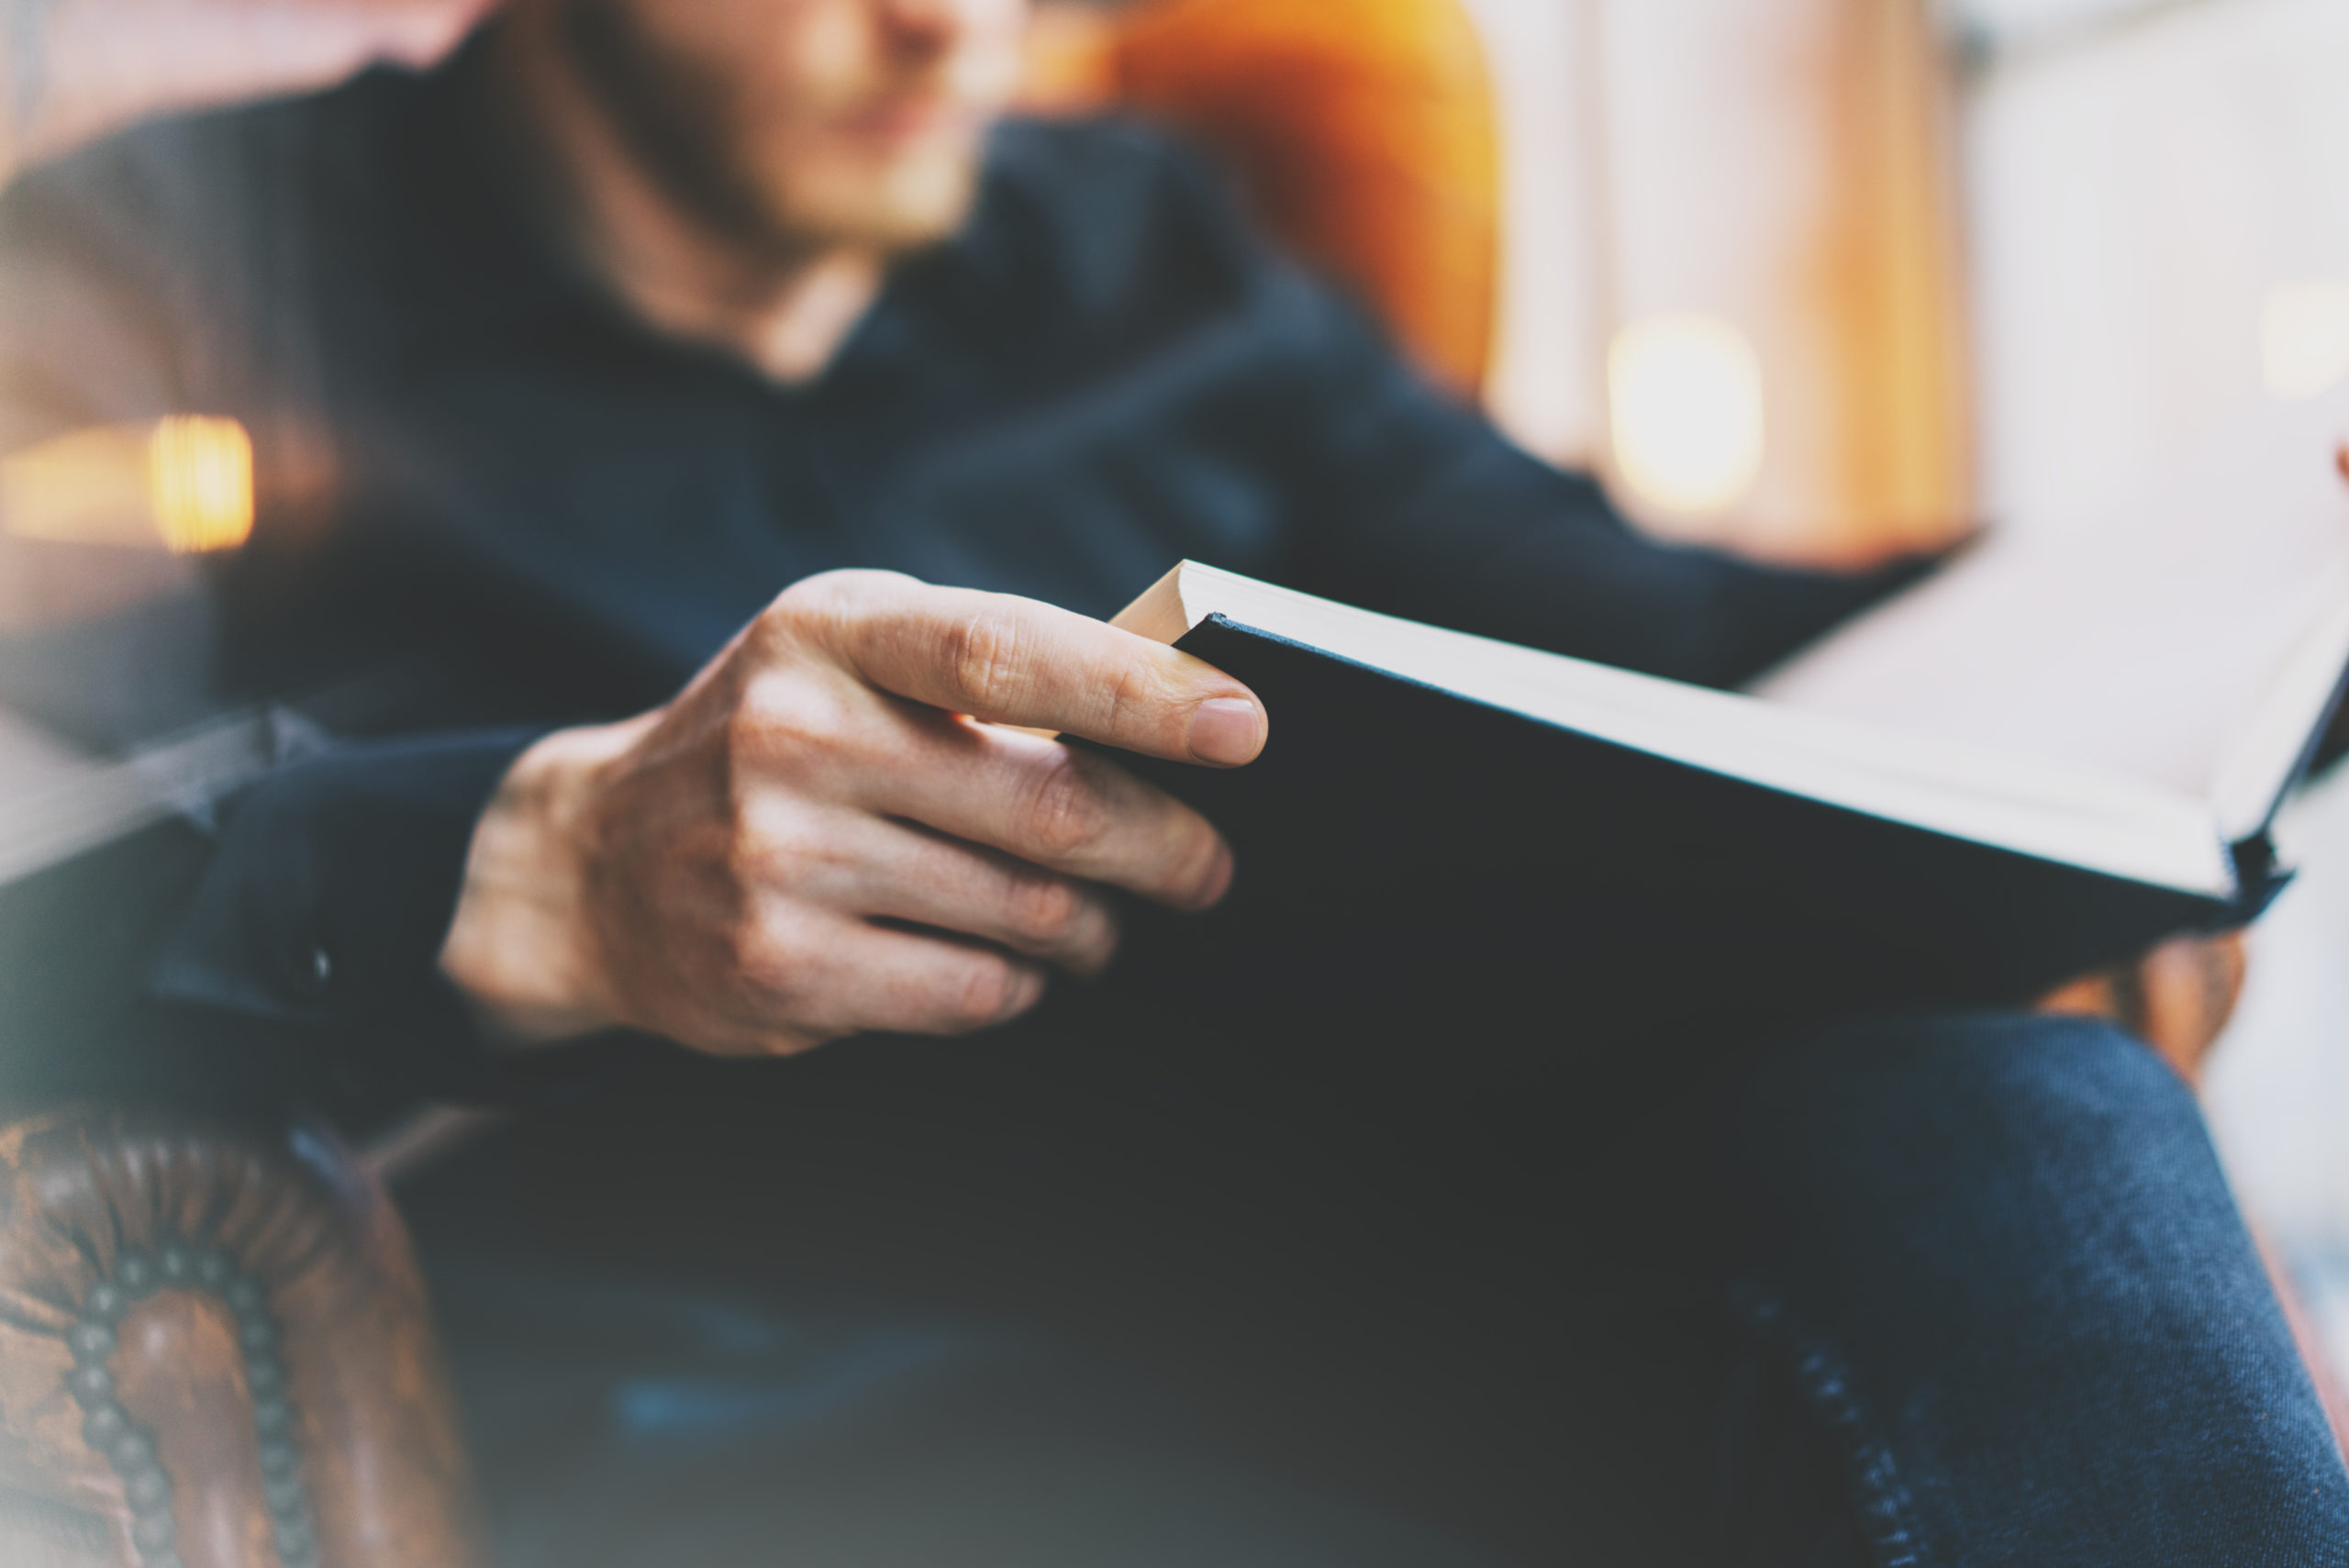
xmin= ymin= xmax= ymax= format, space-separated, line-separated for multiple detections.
xmin=1465 ymin=0 xmax=2349 ymax=1371
xmin=1447 ymin=0 xmax=2349 ymax=1354
xmin=2 ymin=0 xmax=2348 ymax=1348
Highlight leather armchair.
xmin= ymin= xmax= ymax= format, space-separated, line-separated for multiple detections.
xmin=0 ymin=1104 xmax=483 ymax=1568
xmin=0 ymin=5 xmax=2336 ymax=1562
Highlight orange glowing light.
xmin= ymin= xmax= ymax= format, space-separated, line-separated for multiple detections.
xmin=147 ymin=416 xmax=253 ymax=552
xmin=0 ymin=416 xmax=253 ymax=553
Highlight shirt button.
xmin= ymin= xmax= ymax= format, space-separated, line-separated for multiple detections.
xmin=299 ymin=944 xmax=334 ymax=996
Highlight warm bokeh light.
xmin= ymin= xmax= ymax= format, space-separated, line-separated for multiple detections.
xmin=1607 ymin=313 xmax=1766 ymax=517
xmin=0 ymin=415 xmax=252 ymax=553
xmin=2262 ymin=280 xmax=2349 ymax=402
xmin=2 ymin=424 xmax=151 ymax=547
xmin=148 ymin=416 xmax=254 ymax=552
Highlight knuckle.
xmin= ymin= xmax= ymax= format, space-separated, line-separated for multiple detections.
xmin=758 ymin=570 xmax=899 ymax=650
xmin=724 ymin=917 xmax=806 ymax=1009
xmin=938 ymin=605 xmax=1027 ymax=710
xmin=1019 ymin=751 xmax=1110 ymax=860
xmin=770 ymin=568 xmax=862 ymax=621
xmin=720 ymin=806 xmax=773 ymax=879
xmin=751 ymin=582 xmax=823 ymax=649
xmin=719 ymin=708 xmax=779 ymax=793
xmin=726 ymin=676 xmax=852 ymax=771
xmin=1004 ymin=872 xmax=1084 ymax=946
xmin=720 ymin=803 xmax=832 ymax=888
xmin=1096 ymin=658 xmax=1166 ymax=743
xmin=723 ymin=685 xmax=788 ymax=758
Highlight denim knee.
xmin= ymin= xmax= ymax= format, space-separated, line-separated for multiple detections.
xmin=1724 ymin=1010 xmax=2349 ymax=1565
xmin=1744 ymin=1009 xmax=2207 ymax=1209
xmin=1732 ymin=1008 xmax=2262 ymax=1356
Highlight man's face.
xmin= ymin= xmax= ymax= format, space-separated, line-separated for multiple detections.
xmin=558 ymin=0 xmax=1030 ymax=254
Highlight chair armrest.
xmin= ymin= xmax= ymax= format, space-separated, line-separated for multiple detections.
xmin=0 ymin=1102 xmax=484 ymax=1568
xmin=1019 ymin=0 xmax=1500 ymax=395
xmin=2037 ymin=929 xmax=2247 ymax=1084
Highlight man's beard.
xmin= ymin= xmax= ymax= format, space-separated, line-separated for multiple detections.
xmin=556 ymin=0 xmax=983 ymax=256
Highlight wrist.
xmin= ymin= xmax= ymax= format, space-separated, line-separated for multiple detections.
xmin=439 ymin=717 xmax=642 ymax=1045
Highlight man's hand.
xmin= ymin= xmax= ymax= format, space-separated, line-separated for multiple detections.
xmin=439 ymin=570 xmax=1266 ymax=1057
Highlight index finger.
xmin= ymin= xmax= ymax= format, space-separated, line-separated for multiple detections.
xmin=813 ymin=574 xmax=1267 ymax=767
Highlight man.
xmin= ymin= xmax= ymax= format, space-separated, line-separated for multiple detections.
xmin=0 ymin=0 xmax=2341 ymax=1562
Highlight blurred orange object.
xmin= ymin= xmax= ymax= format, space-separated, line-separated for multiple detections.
xmin=2038 ymin=929 xmax=2248 ymax=1085
xmin=0 ymin=416 xmax=252 ymax=631
xmin=1 ymin=416 xmax=253 ymax=555
xmin=1021 ymin=0 xmax=1499 ymax=396
xmin=147 ymin=415 xmax=256 ymax=553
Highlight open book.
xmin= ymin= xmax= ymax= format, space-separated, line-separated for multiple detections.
xmin=1108 ymin=389 xmax=2349 ymax=1017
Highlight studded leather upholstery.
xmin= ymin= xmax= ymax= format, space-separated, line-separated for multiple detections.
xmin=0 ymin=1105 xmax=484 ymax=1568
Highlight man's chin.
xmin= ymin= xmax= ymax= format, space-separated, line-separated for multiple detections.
xmin=785 ymin=155 xmax=984 ymax=255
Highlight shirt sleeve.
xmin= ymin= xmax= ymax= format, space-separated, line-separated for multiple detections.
xmin=0 ymin=119 xmax=593 ymax=1104
xmin=143 ymin=727 xmax=550 ymax=1101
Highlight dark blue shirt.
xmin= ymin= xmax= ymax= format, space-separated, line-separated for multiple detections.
xmin=0 ymin=41 xmax=1907 ymax=1100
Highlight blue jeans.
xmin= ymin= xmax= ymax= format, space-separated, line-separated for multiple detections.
xmin=402 ymin=1008 xmax=2349 ymax=1566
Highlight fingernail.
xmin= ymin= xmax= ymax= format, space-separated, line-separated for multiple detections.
xmin=1187 ymin=697 xmax=1264 ymax=765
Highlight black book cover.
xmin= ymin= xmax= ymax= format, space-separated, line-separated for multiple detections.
xmin=1100 ymin=616 xmax=2266 ymax=1055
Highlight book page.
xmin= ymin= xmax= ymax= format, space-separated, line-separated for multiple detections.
xmin=1752 ymin=383 xmax=2349 ymax=807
